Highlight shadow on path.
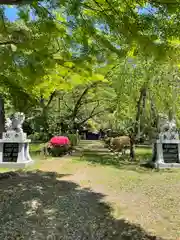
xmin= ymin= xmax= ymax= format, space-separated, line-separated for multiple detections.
xmin=0 ymin=170 xmax=168 ymax=239
xmin=79 ymin=149 xmax=154 ymax=173
xmin=75 ymin=140 xmax=154 ymax=173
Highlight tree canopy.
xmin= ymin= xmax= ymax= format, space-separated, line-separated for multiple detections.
xmin=0 ymin=0 xmax=179 ymax=142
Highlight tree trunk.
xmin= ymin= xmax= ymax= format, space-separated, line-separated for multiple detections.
xmin=70 ymin=82 xmax=98 ymax=123
xmin=42 ymin=108 xmax=49 ymax=133
xmin=150 ymin=94 xmax=158 ymax=128
xmin=134 ymin=87 xmax=146 ymax=136
xmin=40 ymin=91 xmax=57 ymax=138
xmin=58 ymin=97 xmax=61 ymax=134
xmin=0 ymin=96 xmax=5 ymax=139
xmin=129 ymin=133 xmax=135 ymax=159
xmin=130 ymin=86 xmax=147 ymax=160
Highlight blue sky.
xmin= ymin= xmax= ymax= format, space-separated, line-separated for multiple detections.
xmin=138 ymin=4 xmax=157 ymax=15
xmin=4 ymin=3 xmax=156 ymax=22
xmin=4 ymin=6 xmax=37 ymax=21
xmin=4 ymin=7 xmax=18 ymax=21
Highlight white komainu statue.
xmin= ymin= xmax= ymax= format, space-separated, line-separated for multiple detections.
xmin=5 ymin=112 xmax=25 ymax=133
xmin=158 ymin=114 xmax=179 ymax=140
xmin=5 ymin=117 xmax=12 ymax=132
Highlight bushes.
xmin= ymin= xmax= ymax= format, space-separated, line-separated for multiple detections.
xmin=45 ymin=136 xmax=71 ymax=157
xmin=64 ymin=133 xmax=79 ymax=147
xmin=37 ymin=133 xmax=81 ymax=157
xmin=29 ymin=132 xmax=50 ymax=142
xmin=49 ymin=144 xmax=71 ymax=157
xmin=30 ymin=131 xmax=80 ymax=146
xmin=46 ymin=135 xmax=79 ymax=157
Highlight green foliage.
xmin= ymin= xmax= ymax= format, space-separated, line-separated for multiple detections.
xmin=29 ymin=132 xmax=48 ymax=142
xmin=50 ymin=145 xmax=71 ymax=157
xmin=65 ymin=133 xmax=79 ymax=146
xmin=48 ymin=0 xmax=180 ymax=63
xmin=1 ymin=1 xmax=180 ymax=144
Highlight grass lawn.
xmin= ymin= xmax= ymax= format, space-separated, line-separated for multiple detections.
xmin=0 ymin=140 xmax=179 ymax=239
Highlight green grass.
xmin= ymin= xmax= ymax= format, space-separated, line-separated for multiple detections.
xmin=30 ymin=142 xmax=45 ymax=153
xmin=0 ymin=141 xmax=180 ymax=239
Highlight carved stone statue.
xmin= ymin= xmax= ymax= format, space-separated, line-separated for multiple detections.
xmin=5 ymin=112 xmax=25 ymax=133
xmin=0 ymin=111 xmax=33 ymax=168
xmin=5 ymin=117 xmax=12 ymax=132
xmin=158 ymin=114 xmax=179 ymax=140
xmin=158 ymin=114 xmax=169 ymax=133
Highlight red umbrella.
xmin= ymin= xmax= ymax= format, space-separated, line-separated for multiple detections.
xmin=50 ymin=136 xmax=70 ymax=146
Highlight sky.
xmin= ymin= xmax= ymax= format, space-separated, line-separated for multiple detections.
xmin=3 ymin=4 xmax=157 ymax=60
xmin=4 ymin=3 xmax=156 ymax=22
xmin=4 ymin=7 xmax=18 ymax=21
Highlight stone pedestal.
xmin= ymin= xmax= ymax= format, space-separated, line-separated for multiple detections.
xmin=147 ymin=116 xmax=180 ymax=169
xmin=151 ymin=139 xmax=180 ymax=169
xmin=0 ymin=131 xmax=34 ymax=168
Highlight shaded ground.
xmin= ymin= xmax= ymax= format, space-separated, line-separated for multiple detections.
xmin=0 ymin=170 xmax=166 ymax=240
xmin=0 ymin=141 xmax=179 ymax=239
xmin=75 ymin=140 xmax=152 ymax=172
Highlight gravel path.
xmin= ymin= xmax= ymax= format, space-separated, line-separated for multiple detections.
xmin=0 ymin=141 xmax=171 ymax=240
xmin=0 ymin=169 xmax=167 ymax=240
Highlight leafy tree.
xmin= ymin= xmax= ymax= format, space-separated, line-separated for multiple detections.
xmin=0 ymin=0 xmax=180 ymax=162
xmin=25 ymin=77 xmax=116 ymax=139
xmin=108 ymin=54 xmax=180 ymax=157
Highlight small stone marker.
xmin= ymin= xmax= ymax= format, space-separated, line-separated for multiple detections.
xmin=162 ymin=143 xmax=179 ymax=163
xmin=3 ymin=143 xmax=19 ymax=162
xmin=0 ymin=112 xmax=34 ymax=168
xmin=150 ymin=117 xmax=180 ymax=169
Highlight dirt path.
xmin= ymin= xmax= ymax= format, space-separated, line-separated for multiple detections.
xmin=38 ymin=141 xmax=179 ymax=240
xmin=0 ymin=141 xmax=176 ymax=239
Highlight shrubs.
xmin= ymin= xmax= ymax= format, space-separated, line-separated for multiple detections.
xmin=50 ymin=144 xmax=71 ymax=157
xmin=64 ymin=133 xmax=79 ymax=147
xmin=29 ymin=132 xmax=49 ymax=142
xmin=48 ymin=136 xmax=72 ymax=157
xmin=42 ymin=133 xmax=80 ymax=157
xmin=104 ymin=137 xmax=112 ymax=148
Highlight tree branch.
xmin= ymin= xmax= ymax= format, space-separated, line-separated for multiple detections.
xmin=40 ymin=90 xmax=57 ymax=109
xmin=149 ymin=0 xmax=178 ymax=5
xmin=70 ymin=82 xmax=99 ymax=120
xmin=0 ymin=41 xmax=18 ymax=46
xmin=46 ymin=90 xmax=57 ymax=108
xmin=82 ymin=3 xmax=109 ymax=12
xmin=0 ymin=0 xmax=23 ymax=4
xmin=89 ymin=101 xmax=100 ymax=117
xmin=79 ymin=108 xmax=110 ymax=125
xmin=63 ymin=101 xmax=73 ymax=112
xmin=74 ymin=0 xmax=126 ymax=58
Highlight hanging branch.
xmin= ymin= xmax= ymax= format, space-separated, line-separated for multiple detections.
xmin=69 ymin=82 xmax=99 ymax=120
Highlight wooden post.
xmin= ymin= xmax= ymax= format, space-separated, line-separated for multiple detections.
xmin=0 ymin=96 xmax=5 ymax=139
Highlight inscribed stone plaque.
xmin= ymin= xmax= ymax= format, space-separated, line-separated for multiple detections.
xmin=162 ymin=143 xmax=179 ymax=163
xmin=3 ymin=143 xmax=19 ymax=162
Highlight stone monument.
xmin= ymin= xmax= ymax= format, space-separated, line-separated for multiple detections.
xmin=0 ymin=112 xmax=34 ymax=168
xmin=150 ymin=115 xmax=180 ymax=169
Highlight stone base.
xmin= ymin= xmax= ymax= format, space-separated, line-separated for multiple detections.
xmin=0 ymin=160 xmax=34 ymax=169
xmin=2 ymin=131 xmax=27 ymax=142
xmin=154 ymin=162 xmax=180 ymax=169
